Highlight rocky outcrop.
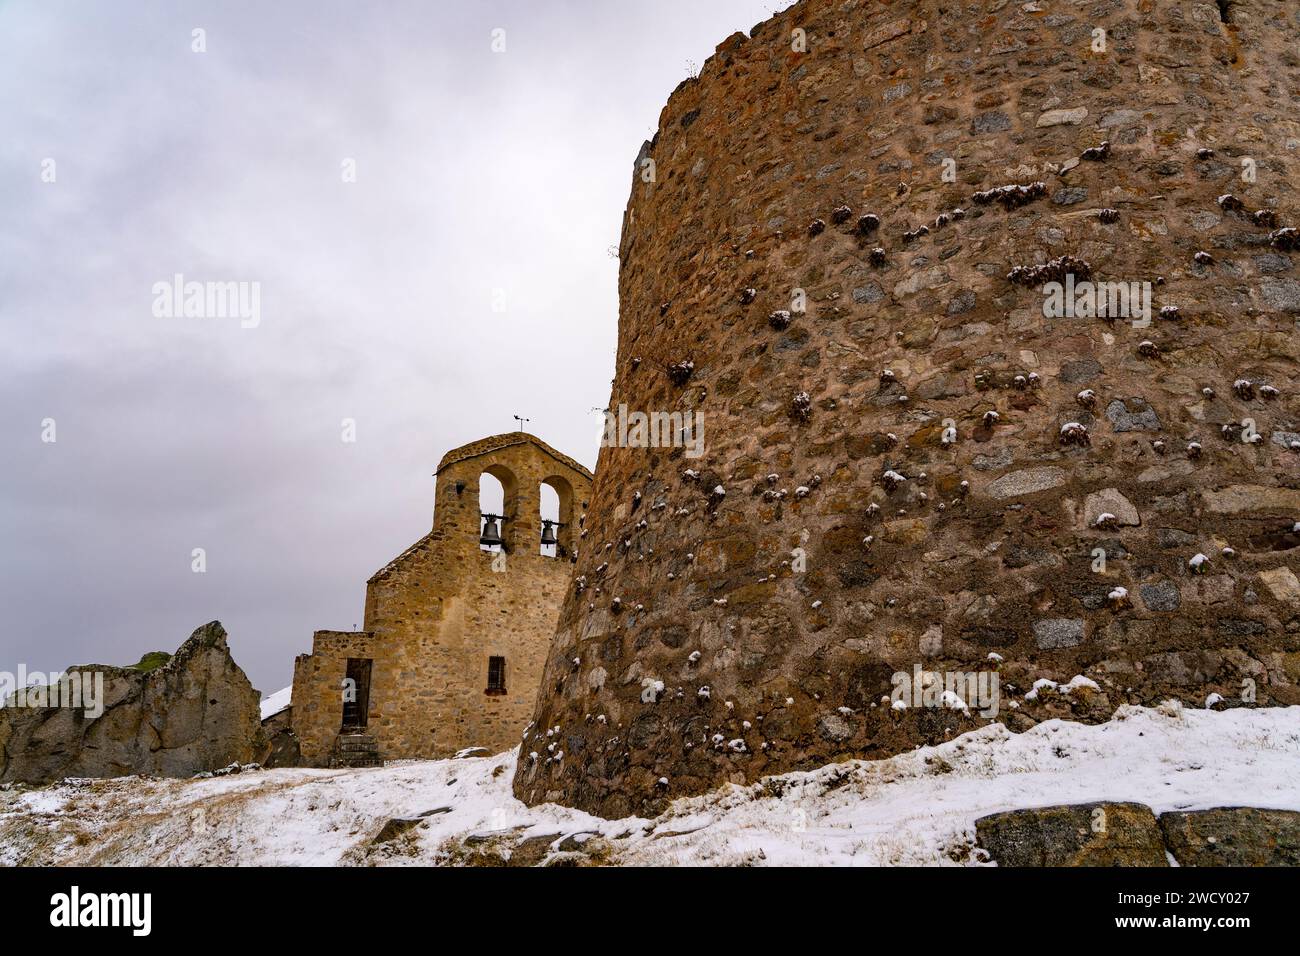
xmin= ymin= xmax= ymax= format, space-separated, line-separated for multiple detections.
xmin=976 ymin=802 xmax=1168 ymax=866
xmin=976 ymin=803 xmax=1300 ymax=866
xmin=260 ymin=725 xmax=302 ymax=769
xmin=0 ymin=621 xmax=262 ymax=783
xmin=1159 ymin=807 xmax=1300 ymax=866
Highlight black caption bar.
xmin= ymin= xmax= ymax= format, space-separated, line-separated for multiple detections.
xmin=0 ymin=865 xmax=1292 ymax=942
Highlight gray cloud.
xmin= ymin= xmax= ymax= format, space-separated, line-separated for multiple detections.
xmin=0 ymin=0 xmax=775 ymax=694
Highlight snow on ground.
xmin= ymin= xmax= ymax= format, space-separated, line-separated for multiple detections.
xmin=1 ymin=703 xmax=1297 ymax=866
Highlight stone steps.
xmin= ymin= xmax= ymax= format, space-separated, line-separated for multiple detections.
xmin=328 ymin=733 xmax=384 ymax=768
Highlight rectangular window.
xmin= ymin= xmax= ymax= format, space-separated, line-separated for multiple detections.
xmin=486 ymin=656 xmax=506 ymax=694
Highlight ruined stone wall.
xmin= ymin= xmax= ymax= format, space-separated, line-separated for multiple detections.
xmin=516 ymin=0 xmax=1300 ymax=817
xmin=291 ymin=629 xmax=376 ymax=763
xmin=292 ymin=433 xmax=592 ymax=763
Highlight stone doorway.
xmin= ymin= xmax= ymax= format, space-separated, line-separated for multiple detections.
xmin=341 ymin=657 xmax=372 ymax=731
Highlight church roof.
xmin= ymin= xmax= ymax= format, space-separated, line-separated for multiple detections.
xmin=434 ymin=431 xmax=593 ymax=479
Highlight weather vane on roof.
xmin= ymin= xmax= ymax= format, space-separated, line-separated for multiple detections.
xmin=513 ymin=414 xmax=530 ymax=432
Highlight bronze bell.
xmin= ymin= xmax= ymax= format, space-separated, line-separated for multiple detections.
xmin=479 ymin=514 xmax=503 ymax=548
xmin=540 ymin=520 xmax=558 ymax=547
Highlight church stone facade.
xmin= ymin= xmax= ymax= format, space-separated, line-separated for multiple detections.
xmin=291 ymin=432 xmax=592 ymax=765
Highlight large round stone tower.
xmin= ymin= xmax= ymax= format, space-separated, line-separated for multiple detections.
xmin=516 ymin=0 xmax=1300 ymax=817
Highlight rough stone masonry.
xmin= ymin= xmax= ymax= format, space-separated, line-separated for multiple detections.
xmin=515 ymin=0 xmax=1300 ymax=818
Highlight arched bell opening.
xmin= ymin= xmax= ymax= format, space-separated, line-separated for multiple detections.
xmin=539 ymin=483 xmax=560 ymax=557
xmin=478 ymin=464 xmax=518 ymax=552
xmin=541 ymin=475 xmax=576 ymax=560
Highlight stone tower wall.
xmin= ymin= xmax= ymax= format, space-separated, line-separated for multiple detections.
xmin=292 ymin=433 xmax=592 ymax=763
xmin=516 ymin=0 xmax=1300 ymax=817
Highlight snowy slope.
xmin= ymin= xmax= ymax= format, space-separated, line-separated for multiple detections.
xmin=1 ymin=703 xmax=1296 ymax=866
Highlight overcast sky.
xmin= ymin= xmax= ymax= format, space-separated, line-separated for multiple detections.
xmin=0 ymin=0 xmax=778 ymax=695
